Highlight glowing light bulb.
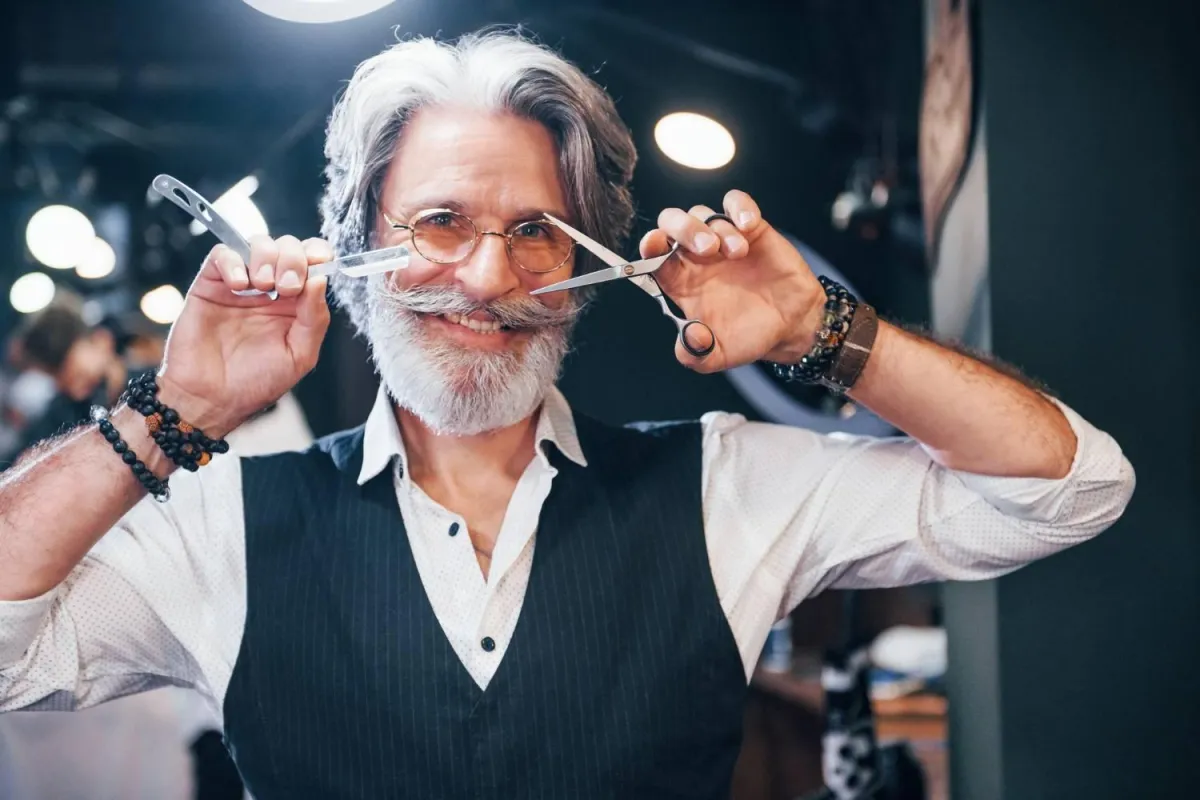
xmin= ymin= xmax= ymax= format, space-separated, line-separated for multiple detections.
xmin=654 ymin=112 xmax=736 ymax=170
xmin=10 ymin=272 xmax=56 ymax=314
xmin=140 ymin=285 xmax=185 ymax=325
xmin=76 ymin=237 xmax=116 ymax=279
xmin=26 ymin=205 xmax=95 ymax=269
xmin=241 ymin=0 xmax=396 ymax=24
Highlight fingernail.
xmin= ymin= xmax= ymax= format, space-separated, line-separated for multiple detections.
xmin=694 ymin=232 xmax=718 ymax=252
xmin=725 ymin=236 xmax=745 ymax=255
xmin=232 ymin=265 xmax=249 ymax=284
xmin=738 ymin=211 xmax=754 ymax=227
xmin=278 ymin=272 xmax=301 ymax=290
xmin=255 ymin=264 xmax=274 ymax=284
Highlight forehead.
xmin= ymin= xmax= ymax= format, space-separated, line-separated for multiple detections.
xmin=379 ymin=107 xmax=568 ymax=219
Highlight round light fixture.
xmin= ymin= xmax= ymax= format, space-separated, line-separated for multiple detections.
xmin=10 ymin=272 xmax=56 ymax=314
xmin=75 ymin=237 xmax=117 ymax=279
xmin=26 ymin=205 xmax=95 ymax=269
xmin=654 ymin=112 xmax=736 ymax=170
xmin=241 ymin=0 xmax=396 ymax=24
xmin=140 ymin=285 xmax=185 ymax=325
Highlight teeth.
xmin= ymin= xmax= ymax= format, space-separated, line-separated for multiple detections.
xmin=443 ymin=311 xmax=503 ymax=334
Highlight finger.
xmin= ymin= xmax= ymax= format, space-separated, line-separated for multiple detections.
xmin=638 ymin=229 xmax=673 ymax=259
xmin=204 ymin=244 xmax=249 ymax=290
xmin=723 ymin=190 xmax=766 ymax=238
xmin=689 ymin=204 xmax=747 ymax=258
xmin=302 ymin=237 xmax=335 ymax=265
xmin=657 ymin=207 xmax=720 ymax=257
xmin=274 ymin=236 xmax=308 ymax=299
xmin=248 ymin=235 xmax=281 ymax=291
xmin=287 ymin=275 xmax=330 ymax=374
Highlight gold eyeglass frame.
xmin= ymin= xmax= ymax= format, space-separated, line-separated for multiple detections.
xmin=382 ymin=208 xmax=574 ymax=274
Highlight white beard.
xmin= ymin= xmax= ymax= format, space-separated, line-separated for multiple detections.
xmin=363 ymin=280 xmax=577 ymax=436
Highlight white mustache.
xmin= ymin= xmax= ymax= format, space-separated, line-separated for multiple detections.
xmin=375 ymin=283 xmax=581 ymax=330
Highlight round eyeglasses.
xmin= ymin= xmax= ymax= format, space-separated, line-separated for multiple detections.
xmin=382 ymin=208 xmax=575 ymax=274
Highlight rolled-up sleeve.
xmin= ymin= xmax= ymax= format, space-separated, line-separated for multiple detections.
xmin=0 ymin=456 xmax=247 ymax=713
xmin=702 ymin=395 xmax=1135 ymax=631
xmin=0 ymin=592 xmax=56 ymax=669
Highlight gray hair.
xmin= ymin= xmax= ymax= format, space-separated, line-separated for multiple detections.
xmin=319 ymin=28 xmax=638 ymax=335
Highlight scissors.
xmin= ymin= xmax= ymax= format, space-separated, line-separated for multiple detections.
xmin=530 ymin=213 xmax=715 ymax=358
xmin=151 ymin=174 xmax=411 ymax=300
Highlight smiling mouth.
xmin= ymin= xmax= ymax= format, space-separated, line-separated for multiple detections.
xmin=423 ymin=311 xmax=515 ymax=335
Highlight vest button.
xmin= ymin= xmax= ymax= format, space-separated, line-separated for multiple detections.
xmin=481 ymin=637 xmax=496 ymax=652
xmin=448 ymin=522 xmax=460 ymax=537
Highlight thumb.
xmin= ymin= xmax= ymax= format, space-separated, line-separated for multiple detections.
xmin=286 ymin=275 xmax=330 ymax=370
xmin=674 ymin=322 xmax=722 ymax=374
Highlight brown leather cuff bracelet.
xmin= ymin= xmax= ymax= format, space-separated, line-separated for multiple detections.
xmin=820 ymin=303 xmax=879 ymax=394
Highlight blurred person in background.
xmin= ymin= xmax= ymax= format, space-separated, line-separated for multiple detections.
xmin=7 ymin=295 xmax=135 ymax=457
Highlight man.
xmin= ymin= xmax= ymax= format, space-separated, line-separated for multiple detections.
xmin=0 ymin=30 xmax=1133 ymax=799
xmin=6 ymin=297 xmax=132 ymax=456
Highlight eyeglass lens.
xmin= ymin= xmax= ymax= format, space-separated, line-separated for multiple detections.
xmin=408 ymin=210 xmax=573 ymax=273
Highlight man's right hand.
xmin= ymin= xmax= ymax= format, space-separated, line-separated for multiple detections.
xmin=155 ymin=235 xmax=334 ymax=439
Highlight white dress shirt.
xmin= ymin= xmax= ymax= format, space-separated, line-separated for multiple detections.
xmin=0 ymin=386 xmax=1134 ymax=727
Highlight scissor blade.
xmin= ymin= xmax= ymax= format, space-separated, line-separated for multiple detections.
xmin=308 ymin=245 xmax=412 ymax=279
xmin=529 ymin=265 xmax=628 ymax=294
xmin=543 ymin=213 xmax=627 ymax=268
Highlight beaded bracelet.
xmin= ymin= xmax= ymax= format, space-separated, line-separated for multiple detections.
xmin=771 ymin=276 xmax=858 ymax=385
xmin=122 ymin=372 xmax=230 ymax=473
xmin=90 ymin=406 xmax=171 ymax=503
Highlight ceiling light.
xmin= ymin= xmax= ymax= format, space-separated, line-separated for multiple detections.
xmin=140 ymin=285 xmax=185 ymax=325
xmin=10 ymin=272 xmax=56 ymax=314
xmin=189 ymin=176 xmax=268 ymax=241
xmin=75 ymin=237 xmax=116 ymax=279
xmin=241 ymin=0 xmax=396 ymax=24
xmin=26 ymin=205 xmax=95 ymax=269
xmin=654 ymin=112 xmax=736 ymax=170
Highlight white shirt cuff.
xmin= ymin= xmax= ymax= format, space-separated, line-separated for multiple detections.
xmin=0 ymin=585 xmax=57 ymax=667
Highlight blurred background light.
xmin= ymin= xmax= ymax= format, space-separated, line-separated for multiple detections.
xmin=189 ymin=176 xmax=268 ymax=241
xmin=654 ymin=112 xmax=736 ymax=170
xmin=9 ymin=273 xmax=56 ymax=314
xmin=74 ymin=237 xmax=116 ymax=279
xmin=25 ymin=205 xmax=95 ymax=270
xmin=241 ymin=0 xmax=396 ymax=24
xmin=139 ymin=285 xmax=185 ymax=325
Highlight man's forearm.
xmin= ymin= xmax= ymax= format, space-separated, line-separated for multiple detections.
xmin=849 ymin=322 xmax=1077 ymax=479
xmin=0 ymin=406 xmax=175 ymax=601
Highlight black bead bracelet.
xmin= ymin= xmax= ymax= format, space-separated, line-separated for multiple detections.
xmin=90 ymin=406 xmax=171 ymax=503
xmin=121 ymin=372 xmax=229 ymax=473
xmin=771 ymin=276 xmax=859 ymax=385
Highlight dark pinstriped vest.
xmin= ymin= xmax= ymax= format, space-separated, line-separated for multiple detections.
xmin=224 ymin=415 xmax=747 ymax=799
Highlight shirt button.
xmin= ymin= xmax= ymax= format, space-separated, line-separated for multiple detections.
xmin=448 ymin=522 xmax=460 ymax=537
xmin=481 ymin=637 xmax=496 ymax=652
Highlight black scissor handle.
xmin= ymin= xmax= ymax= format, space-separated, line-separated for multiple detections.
xmin=679 ymin=320 xmax=716 ymax=358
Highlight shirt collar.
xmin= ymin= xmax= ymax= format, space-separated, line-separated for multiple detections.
xmin=356 ymin=384 xmax=587 ymax=486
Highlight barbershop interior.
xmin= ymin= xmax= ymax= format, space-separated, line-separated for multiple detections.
xmin=0 ymin=1 xmax=1196 ymax=799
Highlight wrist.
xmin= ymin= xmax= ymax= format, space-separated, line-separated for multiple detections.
xmin=776 ymin=300 xmax=827 ymax=364
xmin=154 ymin=375 xmax=239 ymax=440
xmin=770 ymin=277 xmax=859 ymax=386
xmin=107 ymin=405 xmax=178 ymax=480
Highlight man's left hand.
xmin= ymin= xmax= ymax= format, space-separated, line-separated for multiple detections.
xmin=641 ymin=190 xmax=826 ymax=373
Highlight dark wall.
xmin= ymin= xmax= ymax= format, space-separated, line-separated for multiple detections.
xmin=946 ymin=0 xmax=1200 ymax=797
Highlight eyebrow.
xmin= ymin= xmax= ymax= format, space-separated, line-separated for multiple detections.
xmin=384 ymin=198 xmax=572 ymax=225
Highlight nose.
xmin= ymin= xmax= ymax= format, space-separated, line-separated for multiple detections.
xmin=453 ymin=231 xmax=521 ymax=305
